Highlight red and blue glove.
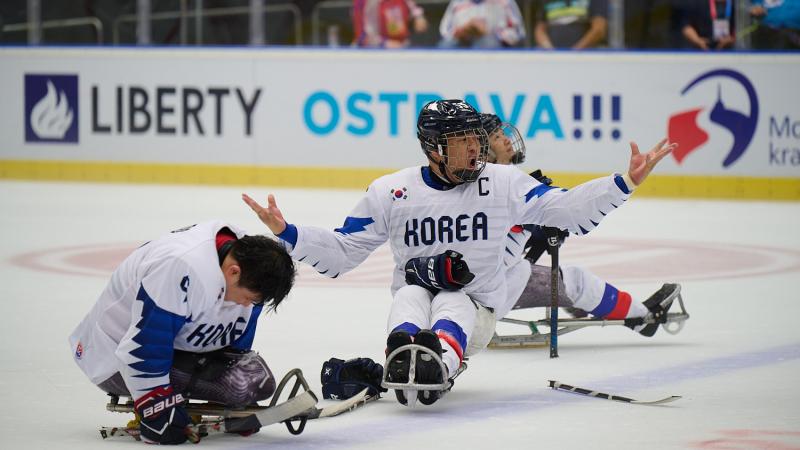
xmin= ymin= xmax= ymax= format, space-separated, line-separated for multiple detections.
xmin=134 ymin=386 xmax=190 ymax=445
xmin=404 ymin=250 xmax=475 ymax=294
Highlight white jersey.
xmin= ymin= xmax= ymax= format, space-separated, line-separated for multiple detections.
xmin=68 ymin=221 xmax=262 ymax=400
xmin=279 ymin=164 xmax=632 ymax=311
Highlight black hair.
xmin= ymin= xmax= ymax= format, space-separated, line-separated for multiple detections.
xmin=229 ymin=235 xmax=296 ymax=310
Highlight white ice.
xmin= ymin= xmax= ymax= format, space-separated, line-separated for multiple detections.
xmin=1 ymin=180 xmax=799 ymax=449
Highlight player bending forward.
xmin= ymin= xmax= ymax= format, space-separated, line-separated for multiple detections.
xmin=69 ymin=221 xmax=295 ymax=444
xmin=243 ymin=99 xmax=675 ymax=407
xmin=479 ymin=113 xmax=682 ymax=340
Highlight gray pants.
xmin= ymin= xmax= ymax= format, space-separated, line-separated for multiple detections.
xmin=512 ymin=263 xmax=574 ymax=310
xmin=98 ymin=350 xmax=275 ymax=408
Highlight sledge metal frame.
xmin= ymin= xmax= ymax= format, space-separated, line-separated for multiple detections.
xmin=381 ymin=343 xmax=451 ymax=392
xmin=104 ymin=369 xmax=323 ymax=436
xmin=101 ymin=390 xmax=318 ymax=441
xmin=101 ymin=369 xmax=379 ymax=441
xmin=105 ymin=368 xmax=314 ymax=419
xmin=105 ymin=392 xmax=304 ymax=419
xmin=489 ymin=292 xmax=690 ymax=349
xmin=381 ymin=344 xmax=468 ymax=407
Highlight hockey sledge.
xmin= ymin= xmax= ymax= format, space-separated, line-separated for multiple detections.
xmin=100 ymin=368 xmax=377 ymax=441
xmin=381 ymin=343 xmax=467 ymax=407
xmin=489 ymin=287 xmax=690 ymax=349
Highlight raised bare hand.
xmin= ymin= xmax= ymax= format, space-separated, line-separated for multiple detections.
xmin=627 ymin=138 xmax=677 ymax=186
xmin=242 ymin=193 xmax=287 ymax=235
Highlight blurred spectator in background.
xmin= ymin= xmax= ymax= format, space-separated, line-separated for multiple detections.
xmin=438 ymin=0 xmax=526 ymax=48
xmin=749 ymin=0 xmax=800 ymax=50
xmin=534 ymin=0 xmax=608 ymax=49
xmin=352 ymin=0 xmax=429 ymax=48
xmin=674 ymin=0 xmax=736 ymax=50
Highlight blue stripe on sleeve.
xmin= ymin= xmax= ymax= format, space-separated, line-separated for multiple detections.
xmin=614 ymin=174 xmax=632 ymax=194
xmin=525 ymin=184 xmax=555 ymax=202
xmin=334 ymin=217 xmax=375 ymax=235
xmin=277 ymin=223 xmax=298 ymax=247
xmin=128 ymin=285 xmax=187 ymax=377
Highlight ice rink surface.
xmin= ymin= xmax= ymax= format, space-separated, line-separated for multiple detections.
xmin=1 ymin=179 xmax=799 ymax=449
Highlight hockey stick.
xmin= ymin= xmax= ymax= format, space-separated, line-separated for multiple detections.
xmin=548 ymin=380 xmax=681 ymax=405
xmin=306 ymin=388 xmax=381 ymax=419
xmin=100 ymin=390 xmax=380 ymax=441
xmin=104 ymin=387 xmax=377 ymax=420
xmin=545 ymin=228 xmax=562 ymax=358
xmin=101 ymin=369 xmax=380 ymax=441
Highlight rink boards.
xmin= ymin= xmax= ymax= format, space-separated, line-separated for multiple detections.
xmin=0 ymin=47 xmax=798 ymax=200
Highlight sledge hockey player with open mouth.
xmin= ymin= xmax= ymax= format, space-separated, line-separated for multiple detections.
xmin=243 ymin=99 xmax=676 ymax=407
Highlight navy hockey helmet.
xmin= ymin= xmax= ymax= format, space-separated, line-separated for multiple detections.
xmin=480 ymin=113 xmax=502 ymax=136
xmin=480 ymin=113 xmax=527 ymax=165
xmin=416 ymin=99 xmax=489 ymax=183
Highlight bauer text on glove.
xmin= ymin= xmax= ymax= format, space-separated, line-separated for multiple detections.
xmin=404 ymin=250 xmax=475 ymax=294
xmin=134 ymin=386 xmax=191 ymax=445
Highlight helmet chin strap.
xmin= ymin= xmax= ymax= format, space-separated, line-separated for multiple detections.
xmin=439 ymin=161 xmax=463 ymax=185
xmin=427 ymin=154 xmax=462 ymax=186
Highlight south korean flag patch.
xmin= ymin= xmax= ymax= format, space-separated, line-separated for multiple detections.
xmin=391 ymin=187 xmax=408 ymax=201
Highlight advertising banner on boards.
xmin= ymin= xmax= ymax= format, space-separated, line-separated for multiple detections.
xmin=1 ymin=48 xmax=798 ymax=180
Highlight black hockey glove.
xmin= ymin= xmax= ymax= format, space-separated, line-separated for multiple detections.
xmin=134 ymin=386 xmax=190 ymax=445
xmin=523 ymin=225 xmax=569 ymax=264
xmin=404 ymin=250 xmax=476 ymax=295
xmin=529 ymin=169 xmax=553 ymax=186
xmin=321 ymin=357 xmax=387 ymax=400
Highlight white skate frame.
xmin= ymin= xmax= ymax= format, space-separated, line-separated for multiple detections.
xmin=381 ymin=344 xmax=468 ymax=407
xmin=381 ymin=343 xmax=451 ymax=392
xmin=489 ymin=292 xmax=690 ymax=349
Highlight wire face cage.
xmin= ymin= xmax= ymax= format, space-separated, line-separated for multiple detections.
xmin=438 ymin=128 xmax=489 ymax=183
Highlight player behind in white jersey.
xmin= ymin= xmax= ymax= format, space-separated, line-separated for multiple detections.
xmin=242 ymin=99 xmax=675 ymax=407
xmin=69 ymin=221 xmax=296 ymax=445
xmin=480 ymin=113 xmax=681 ymax=337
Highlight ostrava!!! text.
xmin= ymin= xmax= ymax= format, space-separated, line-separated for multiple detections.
xmin=769 ymin=116 xmax=800 ymax=166
xmin=91 ymin=85 xmax=262 ymax=136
